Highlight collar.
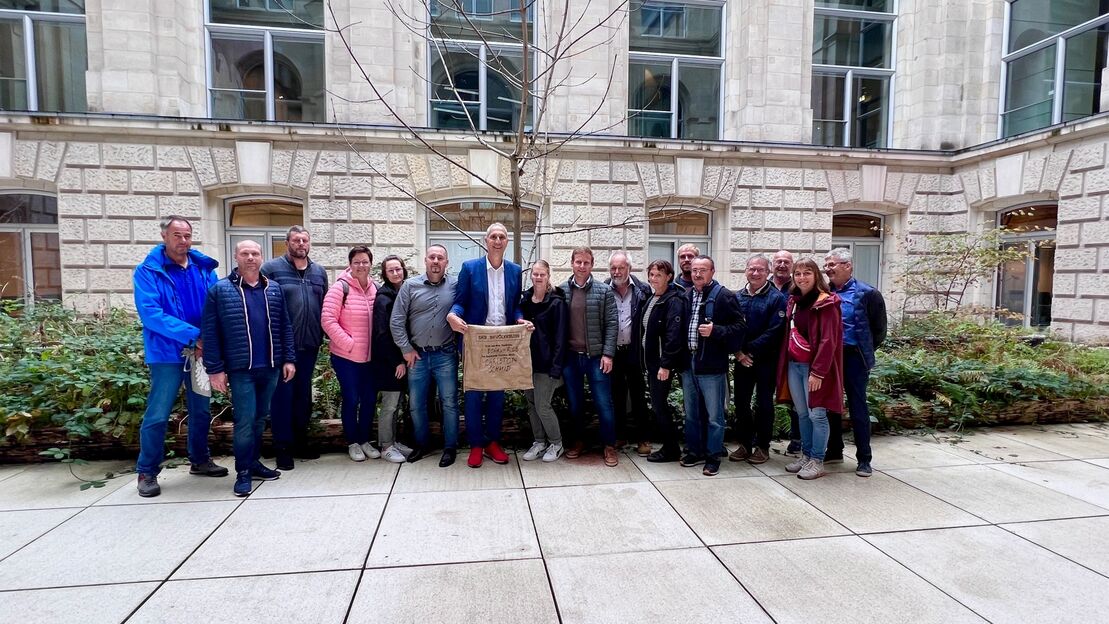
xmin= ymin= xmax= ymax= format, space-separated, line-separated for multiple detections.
xmin=692 ymin=279 xmax=718 ymax=296
xmin=486 ymin=257 xmax=505 ymax=274
xmin=422 ymin=274 xmax=447 ymax=286
xmin=745 ymin=281 xmax=771 ymax=296
xmin=571 ymin=275 xmax=593 ymax=290
xmin=836 ymin=277 xmax=857 ymax=293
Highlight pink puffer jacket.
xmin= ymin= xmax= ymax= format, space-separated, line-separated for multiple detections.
xmin=321 ymin=269 xmax=377 ymax=363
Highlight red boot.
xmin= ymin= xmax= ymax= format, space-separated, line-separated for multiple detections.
xmin=485 ymin=441 xmax=509 ymax=464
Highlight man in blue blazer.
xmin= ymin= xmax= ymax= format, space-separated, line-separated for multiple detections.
xmin=447 ymin=223 xmax=531 ymax=468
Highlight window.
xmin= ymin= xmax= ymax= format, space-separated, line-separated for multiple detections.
xmin=427 ymin=201 xmax=535 ymax=269
xmin=0 ymin=1 xmax=86 ymax=113
xmin=428 ymin=0 xmax=534 ymax=132
xmin=206 ymin=0 xmax=325 ymax=122
xmin=225 ymin=197 xmax=303 ymax=261
xmin=647 ymin=207 xmax=711 ymax=267
xmin=1001 ymin=1 xmax=1109 ymax=137
xmin=997 ymin=204 xmax=1056 ymax=328
xmin=627 ymin=1 xmax=723 ymax=140
xmin=831 ymin=212 xmax=882 ymax=286
xmin=0 ymin=192 xmax=61 ymax=304
xmin=811 ymin=0 xmax=895 ymax=148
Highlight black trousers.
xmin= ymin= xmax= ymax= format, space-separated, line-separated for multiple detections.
xmin=647 ymin=369 xmax=679 ymax=449
xmin=270 ymin=347 xmax=319 ymax=454
xmin=612 ymin=346 xmax=650 ymax=441
xmin=733 ymin=357 xmax=778 ymax=451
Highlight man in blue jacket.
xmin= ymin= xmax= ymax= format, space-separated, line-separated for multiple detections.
xmin=133 ymin=216 xmax=225 ymax=498
xmin=446 ymin=223 xmax=530 ymax=468
xmin=203 ymin=240 xmax=297 ymax=497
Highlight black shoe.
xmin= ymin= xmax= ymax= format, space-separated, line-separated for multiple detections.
xmin=189 ymin=461 xmax=229 ymax=477
xmin=294 ymin=445 xmax=321 ymax=460
xmin=406 ymin=447 xmax=429 ymax=463
xmin=703 ymin=460 xmax=720 ymax=476
xmin=439 ymin=448 xmax=457 ymax=467
xmin=250 ymin=461 xmax=281 ymax=481
xmin=647 ymin=447 xmax=680 ymax=463
xmin=680 ymin=453 xmax=705 ymax=467
xmin=276 ymin=455 xmax=294 ymax=471
xmin=824 ymin=451 xmax=845 ymax=464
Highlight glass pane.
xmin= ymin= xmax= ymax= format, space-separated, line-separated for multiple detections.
xmin=649 ymin=208 xmax=710 ymax=236
xmin=832 ymin=213 xmax=882 ymax=238
xmin=677 ymin=63 xmax=719 ymax=140
xmin=428 ymin=201 xmax=536 ymax=232
xmin=998 ymin=243 xmax=1028 ymax=326
xmin=1030 ymin=242 xmax=1054 ymax=327
xmin=629 ymin=1 xmax=722 ymax=57
xmin=271 ymin=236 xmax=286 ymax=260
xmin=0 ymin=231 xmax=25 ymax=299
xmin=430 ymin=46 xmax=480 ymax=129
xmin=271 ymin=37 xmax=325 ymax=122
xmin=812 ymin=73 xmax=846 ymax=145
xmin=1003 ymin=44 xmax=1056 ymax=137
xmin=0 ymin=18 xmax=28 ymax=111
xmin=430 ymin=0 xmax=532 ymax=44
xmin=210 ymin=33 xmax=266 ymax=120
xmin=228 ymin=198 xmax=303 ymax=226
xmin=629 ymin=59 xmax=671 ymax=114
xmin=30 ymin=231 xmax=59 ymax=300
xmin=814 ymin=0 xmax=889 ymax=11
xmin=0 ymin=194 xmax=57 ymax=224
xmin=33 ymin=19 xmax=86 ymax=112
xmin=1009 ymin=0 xmax=1107 ymax=52
xmin=813 ymin=17 xmax=890 ymax=68
xmin=486 ymin=48 xmax=529 ymax=131
xmin=0 ymin=1 xmax=85 ymax=14
xmin=211 ymin=90 xmax=267 ymax=120
xmin=628 ymin=111 xmax=671 ymax=138
xmin=854 ymin=75 xmax=888 ymax=148
xmin=648 ymin=241 xmax=674 ymax=266
xmin=429 ymin=237 xmax=535 ymax=275
xmin=1000 ymin=204 xmax=1057 ymax=234
xmin=852 ymin=243 xmax=881 ymax=287
xmin=1063 ymin=25 xmax=1109 ymax=122
xmin=209 ymin=0 xmax=323 ymax=29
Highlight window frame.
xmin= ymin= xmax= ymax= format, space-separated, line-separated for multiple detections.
xmin=425 ymin=199 xmax=537 ymax=270
xmin=0 ymin=6 xmax=86 ymax=113
xmin=224 ymin=195 xmax=305 ymax=262
xmin=830 ymin=211 xmax=884 ymax=287
xmin=998 ymin=1 xmax=1109 ymax=138
xmin=811 ymin=2 xmax=897 ymax=148
xmin=0 ymin=191 xmax=60 ymax=305
xmin=995 ymin=203 xmax=1056 ymax=329
xmin=646 ymin=206 xmax=712 ymax=268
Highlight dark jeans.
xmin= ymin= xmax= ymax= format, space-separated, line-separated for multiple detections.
xmin=733 ymin=358 xmax=777 ymax=451
xmin=562 ymin=353 xmax=616 ymax=446
xmin=827 ymin=347 xmax=874 ymax=464
xmin=647 ymin=369 xmax=678 ymax=449
xmin=228 ymin=367 xmax=280 ymax=473
xmin=680 ymin=370 xmax=727 ymax=458
xmin=135 ymin=363 xmax=212 ymax=476
xmin=464 ymin=390 xmax=505 ymax=447
xmin=408 ymin=347 xmax=460 ymax=449
xmin=612 ymin=346 xmax=650 ymax=441
xmin=331 ymin=354 xmax=376 ymax=445
xmin=271 ymin=347 xmax=319 ymax=453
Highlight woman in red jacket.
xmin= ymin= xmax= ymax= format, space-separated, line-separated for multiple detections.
xmin=776 ymin=257 xmax=843 ymax=480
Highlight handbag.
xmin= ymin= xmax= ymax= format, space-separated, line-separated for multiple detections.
xmin=787 ymin=302 xmax=813 ymax=364
xmin=183 ymin=347 xmax=212 ymax=397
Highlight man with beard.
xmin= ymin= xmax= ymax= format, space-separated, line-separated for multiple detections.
xmin=674 ymin=244 xmax=699 ymax=291
xmin=606 ymin=251 xmax=651 ymax=454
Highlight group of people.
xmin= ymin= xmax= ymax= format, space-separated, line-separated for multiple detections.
xmin=131 ymin=215 xmax=885 ymax=498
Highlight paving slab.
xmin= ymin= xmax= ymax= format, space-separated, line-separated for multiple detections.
xmin=546 ymin=548 xmax=772 ymax=624
xmin=94 ymin=464 xmax=252 ymax=505
xmin=0 ymin=508 xmax=80 ymax=560
xmin=0 ymin=462 xmax=131 ymax=511
xmin=173 ymin=495 xmax=386 ymax=579
xmin=367 ymin=489 xmax=539 ymax=567
xmin=248 ymin=454 xmax=397 ymax=499
xmin=867 ymin=526 xmax=1109 ymax=624
xmin=753 ymin=451 xmax=857 ymax=477
xmin=865 ymin=434 xmax=976 ymax=469
xmin=392 ymin=453 xmax=522 ymax=493
xmin=935 ymin=431 xmax=1070 ymax=463
xmin=656 ymin=477 xmax=849 ymax=545
xmin=1002 ymin=516 xmax=1109 ymax=577
xmin=518 ymin=451 xmax=645 ymax=488
xmin=1088 ymin=458 xmax=1109 ymax=470
xmin=350 ymin=559 xmax=557 ymax=624
xmin=0 ymin=582 xmax=158 ymax=624
xmin=131 ymin=571 xmax=358 ymax=624
xmin=992 ymin=428 xmax=1109 ymax=459
xmin=714 ymin=536 xmax=987 ymax=624
xmin=0 ymin=501 xmax=236 ymax=590
xmin=989 ymin=460 xmax=1109 ymax=509
xmin=628 ymin=450 xmax=763 ymax=481
xmin=774 ymin=472 xmax=984 ymax=533
xmin=0 ymin=465 xmax=26 ymax=484
xmin=528 ymin=481 xmax=701 ymax=557
xmin=886 ymin=464 xmax=1107 ymax=523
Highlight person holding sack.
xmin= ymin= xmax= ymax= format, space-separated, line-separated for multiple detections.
xmin=519 ymin=260 xmax=568 ymax=462
xmin=776 ymin=257 xmax=844 ymax=481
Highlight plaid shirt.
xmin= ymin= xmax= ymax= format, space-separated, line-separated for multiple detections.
xmin=687 ymin=287 xmax=703 ymax=351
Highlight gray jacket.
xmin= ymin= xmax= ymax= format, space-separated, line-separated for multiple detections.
xmin=562 ymin=276 xmax=618 ymax=358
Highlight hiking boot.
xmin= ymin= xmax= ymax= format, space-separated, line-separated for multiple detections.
xmin=747 ymin=447 xmax=770 ymax=464
xmin=189 ymin=460 xmax=229 ymax=477
xmin=728 ymin=445 xmax=749 ymax=462
xmin=360 ymin=442 xmax=381 ymax=460
xmin=542 ymin=443 xmax=564 ymax=462
xmin=565 ymin=441 xmax=585 ymax=459
xmin=137 ymin=473 xmax=160 ymax=498
xmin=856 ymin=462 xmax=873 ymax=478
xmin=785 ymin=456 xmax=810 ymax=474
xmin=636 ymin=441 xmax=653 ymax=457
xmin=484 ymin=442 xmax=509 ymax=464
xmin=250 ymin=461 xmax=281 ymax=481
xmin=348 ymin=443 xmax=367 ymax=462
xmin=233 ymin=471 xmax=252 ymax=497
xmin=798 ymin=459 xmax=828 ymax=480
xmin=382 ymin=446 xmax=407 ymax=463
xmin=703 ymin=459 xmax=720 ymax=477
xmin=785 ymin=440 xmax=802 ymax=456
xmin=522 ymin=442 xmax=547 ymax=462
xmin=680 ymin=453 xmax=705 ymax=467
xmin=603 ymin=445 xmax=619 ymax=467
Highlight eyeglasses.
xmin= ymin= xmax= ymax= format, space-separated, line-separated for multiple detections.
xmin=746 ymin=267 xmax=768 ymax=273
xmin=824 ymin=262 xmax=847 ymax=269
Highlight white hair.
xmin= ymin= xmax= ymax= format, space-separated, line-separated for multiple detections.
xmin=486 ymin=222 xmax=508 ymax=237
xmin=825 ymin=247 xmax=852 ymax=263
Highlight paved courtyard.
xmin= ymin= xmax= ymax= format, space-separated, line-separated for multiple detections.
xmin=2 ymin=423 xmax=1109 ymax=623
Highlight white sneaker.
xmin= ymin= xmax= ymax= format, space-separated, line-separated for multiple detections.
xmin=361 ymin=442 xmax=381 ymax=460
xmin=382 ymin=445 xmax=407 ymax=463
xmin=522 ymin=442 xmax=547 ymax=461
xmin=542 ymin=443 xmax=564 ymax=463
xmin=348 ymin=443 xmax=366 ymax=462
xmin=798 ymin=459 xmax=827 ymax=480
xmin=785 ymin=455 xmax=809 ymax=474
xmin=394 ymin=442 xmax=414 ymax=457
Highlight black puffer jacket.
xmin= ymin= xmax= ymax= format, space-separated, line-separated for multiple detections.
xmin=372 ymin=281 xmax=406 ymax=392
xmin=520 ymin=286 xmax=567 ymax=379
xmin=639 ymin=284 xmax=689 ymax=373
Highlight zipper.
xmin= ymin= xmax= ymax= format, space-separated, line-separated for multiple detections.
xmin=234 ymin=277 xmax=254 ymax=370
xmin=264 ymin=276 xmax=275 ymax=368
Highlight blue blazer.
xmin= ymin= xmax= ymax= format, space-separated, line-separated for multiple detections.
xmin=450 ymin=256 xmax=524 ymax=327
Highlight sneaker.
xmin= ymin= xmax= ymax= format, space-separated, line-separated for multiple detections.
xmin=636 ymin=441 xmax=653 ymax=457
xmin=382 ymin=446 xmax=407 ymax=463
xmin=728 ymin=445 xmax=749 ymax=462
xmin=603 ymin=445 xmax=619 ymax=467
xmin=484 ymin=441 xmax=509 ymax=464
xmin=565 ymin=441 xmax=585 ymax=459
xmin=275 ymin=455 xmax=294 ymax=471
xmin=233 ymin=470 xmax=252 ymax=497
xmin=785 ymin=456 xmax=810 ymax=474
xmin=747 ymin=447 xmax=770 ymax=465
xmin=348 ymin=443 xmax=367 ymax=462
xmin=647 ymin=446 xmax=680 ymax=463
xmin=798 ymin=459 xmax=828 ymax=480
xmin=522 ymin=442 xmax=548 ymax=461
xmin=250 ymin=461 xmax=281 ymax=481
xmin=785 ymin=440 xmax=802 ymax=456
xmin=855 ymin=462 xmax=873 ymax=478
xmin=703 ymin=460 xmax=720 ymax=476
xmin=680 ymin=453 xmax=705 ymax=467
xmin=542 ymin=443 xmax=564 ymax=462
xmin=439 ymin=448 xmax=457 ymax=467
xmin=137 ymin=473 xmax=160 ymax=498
xmin=394 ymin=441 xmax=414 ymax=458
xmin=824 ymin=451 xmax=845 ymax=464
xmin=360 ymin=442 xmax=381 ymax=460
xmin=467 ymin=447 xmax=484 ymax=468
xmin=189 ymin=460 xmax=229 ymax=477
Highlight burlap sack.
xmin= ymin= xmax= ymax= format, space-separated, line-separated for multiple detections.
xmin=462 ymin=325 xmax=534 ymax=392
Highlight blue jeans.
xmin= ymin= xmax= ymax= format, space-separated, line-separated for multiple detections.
xmin=680 ymin=370 xmax=727 ymax=458
xmin=271 ymin=347 xmax=319 ymax=453
xmin=465 ymin=390 xmax=505 ymax=447
xmin=407 ymin=348 xmax=460 ymax=449
xmin=136 ymin=363 xmax=213 ymax=476
xmin=787 ymin=361 xmax=829 ymax=461
xmin=562 ymin=353 xmax=616 ymax=446
xmin=228 ymin=368 xmax=280 ymax=473
xmin=331 ymin=354 xmax=377 ymax=445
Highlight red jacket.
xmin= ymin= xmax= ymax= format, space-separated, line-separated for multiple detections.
xmin=776 ymin=291 xmax=844 ymax=414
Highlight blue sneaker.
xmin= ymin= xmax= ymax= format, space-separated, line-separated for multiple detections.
xmin=233 ymin=471 xmax=252 ymax=497
xmin=250 ymin=461 xmax=281 ymax=481
xmin=855 ymin=462 xmax=873 ymax=478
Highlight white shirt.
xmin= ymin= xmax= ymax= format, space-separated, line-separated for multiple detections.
xmin=614 ymin=284 xmax=634 ymax=346
xmin=485 ymin=257 xmax=507 ymax=326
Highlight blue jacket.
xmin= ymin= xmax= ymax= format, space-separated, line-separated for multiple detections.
xmin=737 ymin=282 xmax=787 ymax=362
xmin=839 ymin=278 xmax=888 ymax=370
xmin=450 ymin=256 xmax=524 ymax=328
xmin=133 ymin=245 xmax=219 ymax=364
xmin=201 ymin=270 xmax=296 ymax=374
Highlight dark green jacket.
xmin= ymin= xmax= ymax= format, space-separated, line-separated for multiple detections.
xmin=562 ymin=276 xmax=618 ymax=358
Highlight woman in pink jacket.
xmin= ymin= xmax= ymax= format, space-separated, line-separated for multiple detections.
xmin=322 ymin=246 xmax=379 ymax=462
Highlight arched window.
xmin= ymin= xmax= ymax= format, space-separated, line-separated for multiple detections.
xmin=225 ymin=196 xmax=304 ymax=261
xmin=427 ymin=201 xmax=536 ymax=269
xmin=647 ymin=207 xmax=711 ymax=266
xmin=832 ymin=212 xmax=883 ymax=286
xmin=998 ymin=204 xmax=1056 ymax=328
xmin=0 ymin=193 xmax=61 ymax=304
